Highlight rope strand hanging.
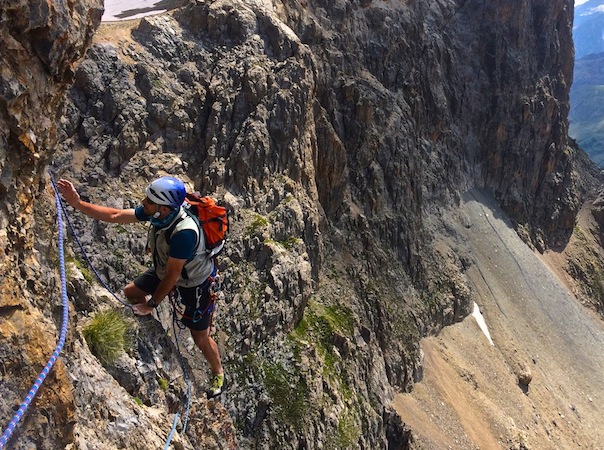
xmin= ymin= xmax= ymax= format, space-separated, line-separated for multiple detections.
xmin=0 ymin=173 xmax=70 ymax=449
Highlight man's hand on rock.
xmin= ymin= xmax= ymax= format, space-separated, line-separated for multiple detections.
xmin=57 ymin=179 xmax=81 ymax=208
xmin=132 ymin=302 xmax=154 ymax=316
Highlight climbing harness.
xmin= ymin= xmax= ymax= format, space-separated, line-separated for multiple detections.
xmin=0 ymin=173 xmax=70 ymax=449
xmin=169 ymin=271 xmax=222 ymax=331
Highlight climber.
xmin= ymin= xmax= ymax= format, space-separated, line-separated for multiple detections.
xmin=57 ymin=176 xmax=225 ymax=399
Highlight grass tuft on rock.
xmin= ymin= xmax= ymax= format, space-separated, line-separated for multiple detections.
xmin=83 ymin=309 xmax=130 ymax=365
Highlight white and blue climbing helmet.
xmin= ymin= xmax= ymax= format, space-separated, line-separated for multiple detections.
xmin=145 ymin=176 xmax=186 ymax=209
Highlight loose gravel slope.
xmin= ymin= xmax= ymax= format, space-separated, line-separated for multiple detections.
xmin=394 ymin=189 xmax=604 ymax=449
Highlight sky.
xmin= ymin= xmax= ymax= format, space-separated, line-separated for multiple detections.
xmin=576 ymin=0 xmax=589 ymax=5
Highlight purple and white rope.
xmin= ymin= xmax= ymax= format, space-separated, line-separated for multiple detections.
xmin=0 ymin=175 xmax=70 ymax=449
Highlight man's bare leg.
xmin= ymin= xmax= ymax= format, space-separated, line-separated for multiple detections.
xmin=191 ymin=328 xmax=223 ymax=375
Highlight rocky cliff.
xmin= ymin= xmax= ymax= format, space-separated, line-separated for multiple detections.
xmin=0 ymin=0 xmax=591 ymax=449
xmin=0 ymin=0 xmax=103 ymax=448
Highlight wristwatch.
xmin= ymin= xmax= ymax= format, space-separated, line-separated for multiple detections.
xmin=147 ymin=298 xmax=159 ymax=308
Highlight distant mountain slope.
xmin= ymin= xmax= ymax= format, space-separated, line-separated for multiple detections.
xmin=395 ymin=188 xmax=604 ymax=449
xmin=570 ymin=1 xmax=604 ymax=165
xmin=569 ymin=52 xmax=604 ymax=165
xmin=574 ymin=0 xmax=604 ymax=59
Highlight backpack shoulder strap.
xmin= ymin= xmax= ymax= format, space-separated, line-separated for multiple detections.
xmin=163 ymin=216 xmax=185 ymax=245
xmin=165 ymin=210 xmax=204 ymax=257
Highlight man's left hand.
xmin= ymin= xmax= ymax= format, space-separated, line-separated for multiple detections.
xmin=132 ymin=302 xmax=154 ymax=316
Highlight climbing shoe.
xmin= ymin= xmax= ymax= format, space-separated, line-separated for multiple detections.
xmin=206 ymin=373 xmax=225 ymax=399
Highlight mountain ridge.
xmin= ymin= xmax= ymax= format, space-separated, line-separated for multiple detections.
xmin=574 ymin=0 xmax=604 ymax=58
xmin=3 ymin=0 xmax=604 ymax=448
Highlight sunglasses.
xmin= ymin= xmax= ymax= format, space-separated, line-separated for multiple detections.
xmin=143 ymin=197 xmax=156 ymax=206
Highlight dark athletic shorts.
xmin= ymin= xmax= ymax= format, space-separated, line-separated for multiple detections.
xmin=133 ymin=269 xmax=213 ymax=331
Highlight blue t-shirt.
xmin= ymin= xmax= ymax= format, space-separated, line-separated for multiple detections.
xmin=136 ymin=206 xmax=197 ymax=260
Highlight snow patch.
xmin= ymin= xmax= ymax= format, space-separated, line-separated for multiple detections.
xmin=579 ymin=5 xmax=604 ymax=16
xmin=472 ymin=302 xmax=494 ymax=346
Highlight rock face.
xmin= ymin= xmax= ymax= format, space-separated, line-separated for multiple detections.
xmin=0 ymin=0 xmax=587 ymax=449
xmin=0 ymin=1 xmax=102 ymax=448
xmin=281 ymin=0 xmax=578 ymax=251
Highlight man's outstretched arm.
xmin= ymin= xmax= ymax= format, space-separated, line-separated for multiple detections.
xmin=57 ymin=179 xmax=138 ymax=224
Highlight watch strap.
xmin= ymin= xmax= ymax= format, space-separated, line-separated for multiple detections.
xmin=147 ymin=299 xmax=159 ymax=308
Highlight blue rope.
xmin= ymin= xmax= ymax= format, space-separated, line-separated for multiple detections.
xmin=172 ymin=314 xmax=192 ymax=434
xmin=0 ymin=175 xmax=70 ymax=449
xmin=154 ymin=304 xmax=193 ymax=449
xmin=163 ymin=413 xmax=180 ymax=450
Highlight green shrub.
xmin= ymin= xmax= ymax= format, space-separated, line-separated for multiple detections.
xmin=83 ymin=309 xmax=130 ymax=365
xmin=263 ymin=361 xmax=309 ymax=429
xmin=158 ymin=377 xmax=169 ymax=391
xmin=289 ymin=300 xmax=355 ymax=399
xmin=66 ymin=255 xmax=94 ymax=284
xmin=334 ymin=410 xmax=360 ymax=449
xmin=246 ymin=213 xmax=269 ymax=235
xmin=324 ymin=408 xmax=361 ymax=450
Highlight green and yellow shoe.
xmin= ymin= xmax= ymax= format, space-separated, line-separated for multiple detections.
xmin=206 ymin=373 xmax=225 ymax=399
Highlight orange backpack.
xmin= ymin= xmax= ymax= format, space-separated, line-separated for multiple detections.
xmin=183 ymin=193 xmax=228 ymax=252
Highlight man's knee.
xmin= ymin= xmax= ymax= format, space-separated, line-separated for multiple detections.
xmin=123 ymin=282 xmax=145 ymax=302
xmin=191 ymin=328 xmax=210 ymax=344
